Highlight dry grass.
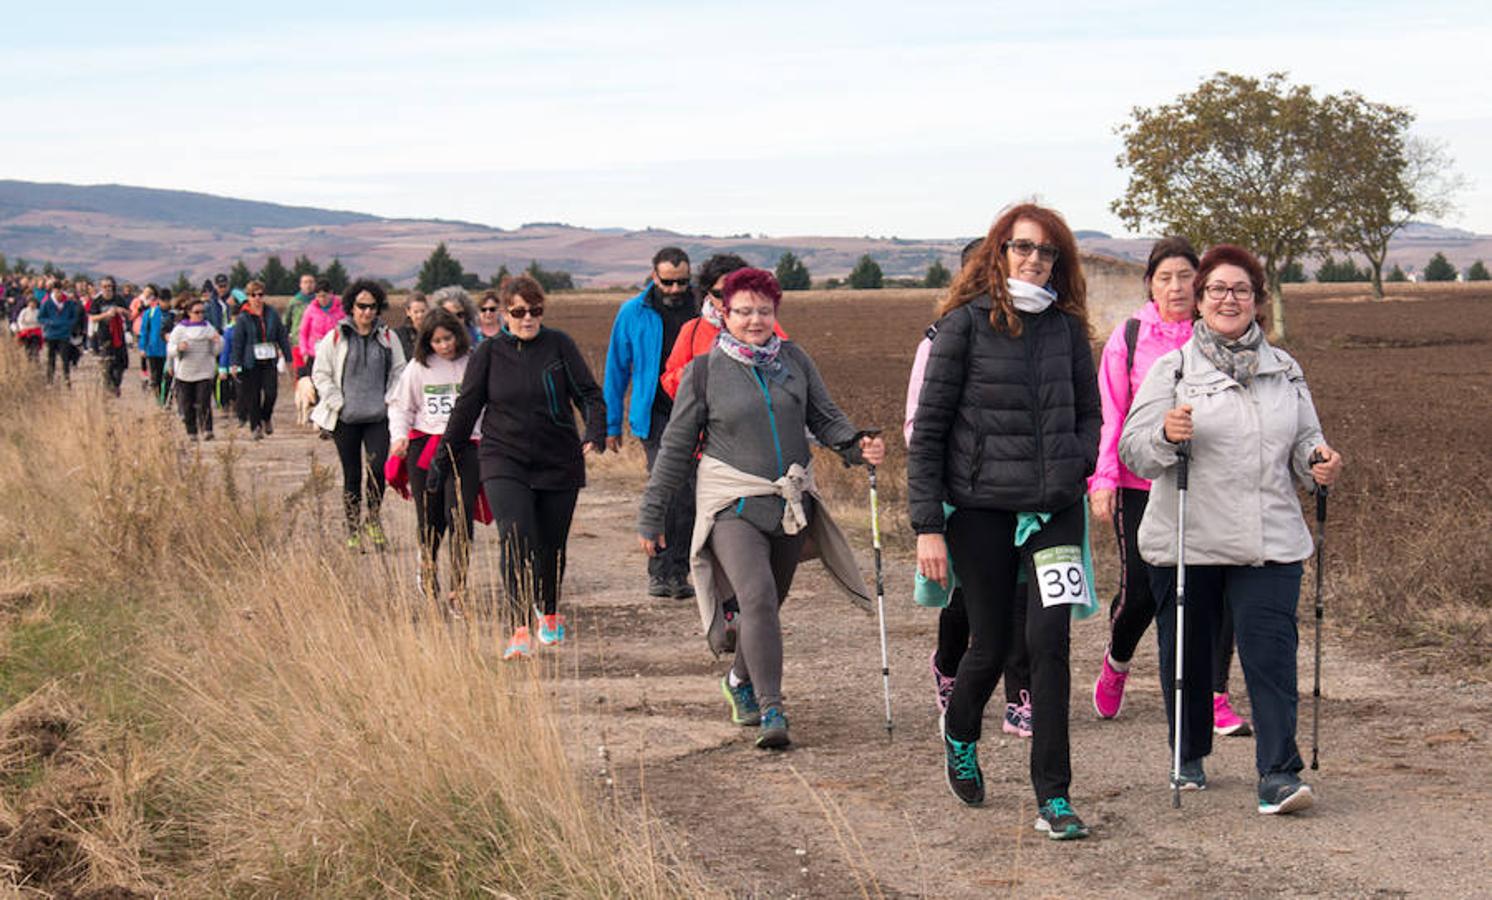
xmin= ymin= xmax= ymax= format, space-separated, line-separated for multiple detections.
xmin=0 ymin=342 xmax=713 ymax=897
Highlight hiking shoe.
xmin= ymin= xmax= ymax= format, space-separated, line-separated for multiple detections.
xmin=364 ymin=521 xmax=388 ymax=549
xmin=537 ymin=614 xmax=566 ymax=645
xmin=1093 ymin=652 xmax=1129 ymax=719
xmin=251 ymin=426 xmax=265 ymax=441
xmin=647 ymin=576 xmax=671 ymax=598
xmin=1170 ymin=758 xmax=1208 ymax=791
xmin=263 ymin=419 xmax=274 ymax=436
xmin=1003 ymin=689 xmax=1033 ymax=738
xmin=503 ymin=627 xmax=533 ymax=661
xmin=1214 ymin=692 xmax=1253 ymax=737
xmin=756 ymin=706 xmax=790 ymax=749
xmin=669 ymin=577 xmax=695 ymax=600
xmin=1258 ymin=776 xmax=1314 ymax=815
xmin=1035 ymin=797 xmax=1090 ymax=840
xmin=345 ymin=532 xmax=363 ymax=551
xmin=940 ymin=713 xmax=984 ymax=806
xmin=930 ymin=650 xmax=956 ymax=715
xmin=721 ymin=675 xmax=761 ymax=726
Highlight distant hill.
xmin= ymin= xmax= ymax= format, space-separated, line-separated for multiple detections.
xmin=2 ymin=180 xmax=1482 ymax=288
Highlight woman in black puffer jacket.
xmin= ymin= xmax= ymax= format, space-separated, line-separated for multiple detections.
xmin=908 ymin=202 xmax=1101 ymax=840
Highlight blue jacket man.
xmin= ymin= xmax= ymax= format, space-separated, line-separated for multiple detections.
xmin=602 ymin=247 xmax=699 ymax=597
xmin=37 ymin=292 xmax=83 ymax=341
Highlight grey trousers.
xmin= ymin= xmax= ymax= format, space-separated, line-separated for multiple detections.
xmin=710 ymin=514 xmax=808 ymax=710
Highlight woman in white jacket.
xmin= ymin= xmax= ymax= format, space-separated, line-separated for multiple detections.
xmin=387 ymin=308 xmax=481 ymax=609
xmin=1120 ymin=244 xmax=1342 ymax=816
xmin=166 ymin=296 xmax=223 ymax=440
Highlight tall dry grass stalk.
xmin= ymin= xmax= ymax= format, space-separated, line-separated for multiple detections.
xmin=0 ymin=343 xmax=712 ymax=897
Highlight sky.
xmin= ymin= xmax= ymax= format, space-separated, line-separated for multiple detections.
xmin=9 ymin=0 xmax=1491 ymax=238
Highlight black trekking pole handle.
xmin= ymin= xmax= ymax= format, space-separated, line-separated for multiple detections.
xmin=835 ymin=428 xmax=883 ymax=468
xmin=1175 ymin=440 xmax=1191 ymax=490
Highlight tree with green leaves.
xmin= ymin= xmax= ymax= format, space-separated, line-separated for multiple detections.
xmin=525 ymin=260 xmax=575 ymax=292
xmin=1314 ymin=255 xmax=1369 ymax=283
xmin=1422 ymin=252 xmax=1457 ymax=282
xmin=11 ymin=258 xmax=31 ymax=276
xmin=42 ymin=261 xmax=66 ymax=280
xmin=490 ymin=265 xmax=511 ymax=289
xmin=417 ymin=242 xmax=466 ymax=293
xmin=323 ymin=258 xmax=350 ymax=293
xmin=1386 ymin=264 xmax=1408 ymax=283
xmin=774 ymin=252 xmax=812 ymax=291
xmin=1279 ymin=260 xmax=1307 ymax=283
xmin=1466 ymin=260 xmax=1489 ymax=282
xmin=229 ymin=259 xmax=253 ymax=288
xmin=848 ymin=254 xmax=883 ymax=289
xmin=291 ymin=254 xmax=320 ymax=280
xmin=924 ymin=258 xmax=952 ymax=289
xmin=172 ymin=271 xmax=192 ymax=295
xmin=258 ymin=255 xmax=294 ymax=295
xmin=1115 ymin=72 xmax=1361 ymax=339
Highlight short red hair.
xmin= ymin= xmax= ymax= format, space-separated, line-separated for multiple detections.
xmin=1194 ymin=244 xmax=1269 ymax=330
xmin=721 ymin=268 xmax=782 ymax=310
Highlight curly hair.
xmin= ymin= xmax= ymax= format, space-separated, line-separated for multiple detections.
xmin=430 ymin=285 xmax=478 ymax=324
xmin=341 ymin=279 xmax=387 ymax=315
xmin=939 ymin=203 xmax=1089 ymax=339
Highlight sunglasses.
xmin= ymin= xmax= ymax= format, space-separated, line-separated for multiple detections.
xmin=656 ymin=277 xmax=690 ymax=288
xmin=247 ymin=291 xmax=265 ymax=297
xmin=1003 ymin=239 xmax=1060 ymax=263
xmin=707 ymin=287 xmax=724 ymax=300
xmin=507 ymin=306 xmax=544 ymax=319
xmin=354 ymin=302 xmax=378 ymax=310
xmin=480 ymin=305 xmax=500 ymax=313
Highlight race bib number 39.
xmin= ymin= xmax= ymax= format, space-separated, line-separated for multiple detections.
xmin=423 ymin=383 xmax=458 ymax=417
xmin=1033 ymin=545 xmax=1089 ymax=608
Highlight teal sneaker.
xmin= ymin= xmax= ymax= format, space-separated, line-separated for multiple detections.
xmin=1170 ymin=758 xmax=1208 ymax=791
xmin=721 ymin=676 xmax=761 ymax=726
xmin=364 ymin=520 xmax=388 ymax=549
xmin=940 ymin=713 xmax=984 ymax=806
xmin=1035 ymin=797 xmax=1090 ymax=840
xmin=756 ymin=706 xmax=790 ymax=749
xmin=537 ymin=614 xmax=567 ymax=646
xmin=1258 ymin=776 xmax=1314 ymax=815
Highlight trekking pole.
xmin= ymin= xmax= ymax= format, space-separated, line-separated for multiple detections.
xmin=1309 ymin=452 xmax=1329 ymax=770
xmin=867 ymin=459 xmax=893 ymax=736
xmin=1172 ymin=438 xmax=1191 ymax=809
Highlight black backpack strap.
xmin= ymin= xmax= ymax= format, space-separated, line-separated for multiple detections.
xmin=1124 ymin=317 xmax=1141 ymax=374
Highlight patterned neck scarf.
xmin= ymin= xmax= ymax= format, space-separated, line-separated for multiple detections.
xmin=717 ymin=330 xmax=783 ymax=373
xmin=1193 ymin=319 xmax=1264 ymax=384
xmin=701 ymin=297 xmax=725 ymax=329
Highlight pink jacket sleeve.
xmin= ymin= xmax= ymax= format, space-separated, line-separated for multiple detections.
xmin=298 ymin=309 xmax=316 ymax=361
xmin=903 ymin=337 xmax=933 ymax=446
xmin=1089 ymin=324 xmax=1133 ymax=492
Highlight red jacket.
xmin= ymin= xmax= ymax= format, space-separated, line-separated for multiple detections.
xmin=659 ymin=317 xmax=789 ymax=399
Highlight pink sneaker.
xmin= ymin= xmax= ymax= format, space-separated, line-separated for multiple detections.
xmin=1092 ymin=653 xmax=1129 ymax=720
xmin=1213 ymin=692 xmax=1253 ymax=737
xmin=1002 ymin=689 xmax=1033 ymax=738
xmin=930 ymin=650 xmax=956 ymax=714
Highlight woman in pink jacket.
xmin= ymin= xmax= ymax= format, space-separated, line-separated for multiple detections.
xmin=1088 ymin=237 xmax=1249 ymax=737
xmin=297 ymin=287 xmax=346 ymax=376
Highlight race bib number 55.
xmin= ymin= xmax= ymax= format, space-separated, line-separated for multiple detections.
xmin=1033 ymin=545 xmax=1089 ymax=608
xmin=423 ymin=383 xmax=458 ymax=417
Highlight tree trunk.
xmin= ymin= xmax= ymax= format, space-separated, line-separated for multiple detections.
xmin=1265 ymin=261 xmax=1287 ymax=341
xmin=1370 ymin=263 xmax=1385 ymax=301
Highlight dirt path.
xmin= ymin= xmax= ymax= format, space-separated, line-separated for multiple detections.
xmin=149 ymin=371 xmax=1491 ymax=899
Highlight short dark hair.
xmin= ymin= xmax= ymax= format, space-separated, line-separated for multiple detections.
xmin=697 ymin=254 xmax=750 ymax=293
xmin=414 ymin=307 xmax=471 ymax=366
xmin=1145 ymin=236 xmax=1200 ymax=281
xmin=721 ymin=268 xmax=783 ymax=310
xmin=342 ymin=279 xmax=388 ymax=315
xmin=1194 ymin=244 xmax=1269 ymax=330
xmin=499 ymin=274 xmax=545 ymax=308
xmin=315 ymin=278 xmax=332 ymax=293
xmin=652 ymin=246 xmax=689 ymax=269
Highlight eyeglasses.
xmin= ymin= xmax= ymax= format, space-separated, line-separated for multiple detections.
xmin=727 ymin=306 xmax=775 ymax=319
xmin=656 ymin=277 xmax=691 ymax=288
xmin=480 ymin=306 xmax=500 ymax=313
xmin=507 ymin=306 xmax=544 ymax=318
xmin=1203 ymin=282 xmax=1255 ymax=301
xmin=354 ymin=302 xmax=378 ymax=310
xmin=1003 ymin=239 xmax=1060 ymax=263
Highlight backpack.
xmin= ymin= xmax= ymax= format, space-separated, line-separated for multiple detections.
xmin=1124 ymin=317 xmax=1141 ymax=375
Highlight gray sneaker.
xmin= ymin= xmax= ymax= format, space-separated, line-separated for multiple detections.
xmin=1258 ymin=775 xmax=1314 ymax=815
xmin=1170 ymin=758 xmax=1207 ymax=791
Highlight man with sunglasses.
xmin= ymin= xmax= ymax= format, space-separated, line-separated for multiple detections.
xmin=603 ymin=246 xmax=699 ymax=598
xmin=229 ymin=280 xmax=293 ymax=439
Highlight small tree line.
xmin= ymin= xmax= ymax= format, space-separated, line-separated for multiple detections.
xmin=415 ymin=242 xmax=575 ymax=293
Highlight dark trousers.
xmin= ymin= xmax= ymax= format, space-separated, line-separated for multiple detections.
xmin=240 ymin=364 xmax=278 ymax=430
xmin=408 ymin=435 xmax=480 ymax=597
xmin=1108 ymin=488 xmax=1236 ymax=692
xmin=712 ymin=511 xmax=810 ymax=711
xmin=935 ymin=586 xmax=1030 ymax=706
xmin=45 ymin=339 xmax=72 ymax=384
xmin=332 ymin=419 xmax=389 ymax=532
xmin=484 ymin=477 xmax=579 ymax=625
xmin=102 ymin=346 xmax=128 ymax=395
xmin=146 ymin=355 xmax=167 ymax=404
xmin=176 ymin=378 xmax=214 ymax=436
xmin=1151 ymin=562 xmax=1305 ymax=780
xmin=216 ymin=370 xmax=234 ymax=411
xmin=641 ymin=406 xmax=694 ymax=584
xmin=944 ymin=503 xmax=1082 ymax=804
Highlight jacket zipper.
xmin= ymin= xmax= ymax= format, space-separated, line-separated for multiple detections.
xmin=1024 ymin=320 xmax=1047 ymax=500
xmin=752 ymin=368 xmax=784 ymax=478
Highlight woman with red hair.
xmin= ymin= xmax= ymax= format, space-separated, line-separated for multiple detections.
xmin=908 ymin=203 xmax=1101 ymax=840
xmin=1121 ymin=244 xmax=1342 ymax=815
xmin=639 ymin=268 xmax=885 ymax=751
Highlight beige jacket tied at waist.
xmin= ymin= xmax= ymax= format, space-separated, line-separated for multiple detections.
xmin=691 ymin=454 xmax=871 ymax=655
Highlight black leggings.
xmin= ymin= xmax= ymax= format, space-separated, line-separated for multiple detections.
xmin=146 ymin=355 xmax=168 ymax=404
xmin=484 ymin=477 xmax=578 ymax=625
xmin=45 ymin=339 xmax=73 ymax=383
xmin=240 ymin=364 xmax=278 ymax=430
xmin=1107 ymin=488 xmax=1236 ymax=693
xmin=176 ymin=378 xmax=214 ymax=435
xmin=102 ymin=347 xmax=128 ymax=395
xmin=332 ymin=419 xmax=390 ymax=531
xmin=935 ymin=585 xmax=1030 ymax=705
xmin=407 ymin=435 xmax=480 ymax=596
